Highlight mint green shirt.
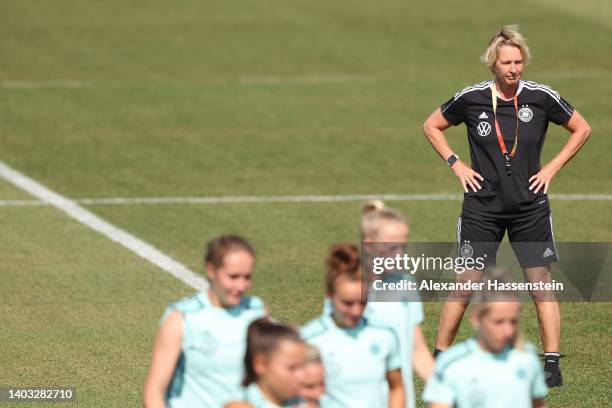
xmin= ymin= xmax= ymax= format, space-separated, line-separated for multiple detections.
xmin=367 ymin=301 xmax=423 ymax=408
xmin=243 ymin=383 xmax=304 ymax=408
xmin=301 ymin=314 xmax=401 ymax=408
xmin=163 ymin=292 xmax=266 ymax=408
xmin=322 ymin=274 xmax=424 ymax=408
xmin=423 ymin=338 xmax=547 ymax=408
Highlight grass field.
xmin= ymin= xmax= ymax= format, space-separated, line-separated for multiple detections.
xmin=1 ymin=1 xmax=611 ymax=406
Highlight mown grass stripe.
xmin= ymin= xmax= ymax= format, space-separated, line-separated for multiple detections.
xmin=0 ymin=160 xmax=207 ymax=291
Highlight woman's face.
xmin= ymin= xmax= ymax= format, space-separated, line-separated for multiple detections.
xmin=300 ymin=362 xmax=326 ymax=404
xmin=472 ymin=301 xmax=521 ymax=353
xmin=206 ymin=250 xmax=254 ymax=307
xmin=493 ymin=45 xmax=524 ymax=89
xmin=330 ymin=276 xmax=366 ymax=328
xmin=258 ymin=340 xmax=306 ymax=402
xmin=375 ymin=219 xmax=409 ymax=260
xmin=363 ymin=220 xmax=408 ymax=278
xmin=376 ymin=219 xmax=409 ymax=243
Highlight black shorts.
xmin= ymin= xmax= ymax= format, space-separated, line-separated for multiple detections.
xmin=456 ymin=209 xmax=558 ymax=269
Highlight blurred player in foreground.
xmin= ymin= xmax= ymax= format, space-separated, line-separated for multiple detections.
xmin=322 ymin=201 xmax=434 ymax=406
xmin=423 ymin=281 xmax=547 ymax=408
xmin=299 ymin=345 xmax=326 ymax=407
xmin=225 ymin=318 xmax=306 ymax=408
xmin=303 ymin=243 xmax=405 ymax=408
xmin=359 ymin=201 xmax=434 ymax=406
xmin=143 ymin=235 xmax=266 ymax=407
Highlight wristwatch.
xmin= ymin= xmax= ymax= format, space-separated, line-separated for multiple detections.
xmin=446 ymin=154 xmax=460 ymax=168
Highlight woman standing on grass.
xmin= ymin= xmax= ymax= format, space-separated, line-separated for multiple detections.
xmin=303 ymin=243 xmax=405 ymax=408
xmin=143 ymin=235 xmax=266 ymax=408
xmin=422 ymin=25 xmax=591 ymax=387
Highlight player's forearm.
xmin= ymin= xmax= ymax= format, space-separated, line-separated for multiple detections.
xmin=413 ymin=326 xmax=434 ymax=381
xmin=142 ymin=386 xmax=166 ymax=408
xmin=387 ymin=386 xmax=405 ymax=408
xmin=414 ymin=349 xmax=434 ymax=381
xmin=422 ymin=124 xmax=455 ymax=163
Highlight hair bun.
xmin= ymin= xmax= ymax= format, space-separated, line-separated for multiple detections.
xmin=362 ymin=200 xmax=385 ymax=215
xmin=327 ymin=243 xmax=360 ymax=274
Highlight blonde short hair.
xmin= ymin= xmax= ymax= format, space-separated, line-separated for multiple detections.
xmin=480 ymin=25 xmax=531 ymax=72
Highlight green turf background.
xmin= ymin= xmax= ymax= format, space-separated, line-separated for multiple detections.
xmin=1 ymin=0 xmax=610 ymax=406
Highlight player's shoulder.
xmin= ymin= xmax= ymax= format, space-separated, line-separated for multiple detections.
xmin=164 ymin=293 xmax=264 ymax=317
xmin=300 ymin=317 xmax=329 ymax=341
xmin=452 ymin=80 xmax=491 ymax=100
xmin=160 ymin=292 xmax=207 ymax=324
xmin=365 ymin=317 xmax=401 ymax=348
xmin=434 ymin=339 xmax=475 ymax=378
xmin=239 ymin=295 xmax=266 ymax=311
xmin=168 ymin=292 xmax=208 ymax=315
xmin=521 ymin=80 xmax=561 ymax=99
xmin=522 ymin=341 xmax=538 ymax=354
xmin=512 ymin=341 xmax=539 ymax=360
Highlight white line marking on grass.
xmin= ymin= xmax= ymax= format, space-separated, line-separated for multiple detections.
xmin=76 ymin=194 xmax=464 ymax=205
xmin=0 ymin=199 xmax=48 ymax=206
xmin=237 ymin=74 xmax=385 ymax=85
xmin=1 ymin=80 xmax=87 ymax=89
xmin=1 ymin=193 xmax=611 ymax=207
xmin=0 ymin=160 xmax=207 ymax=291
xmin=549 ymin=194 xmax=612 ymax=200
xmin=77 ymin=194 xmax=464 ymax=204
xmin=532 ymin=70 xmax=612 ymax=80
